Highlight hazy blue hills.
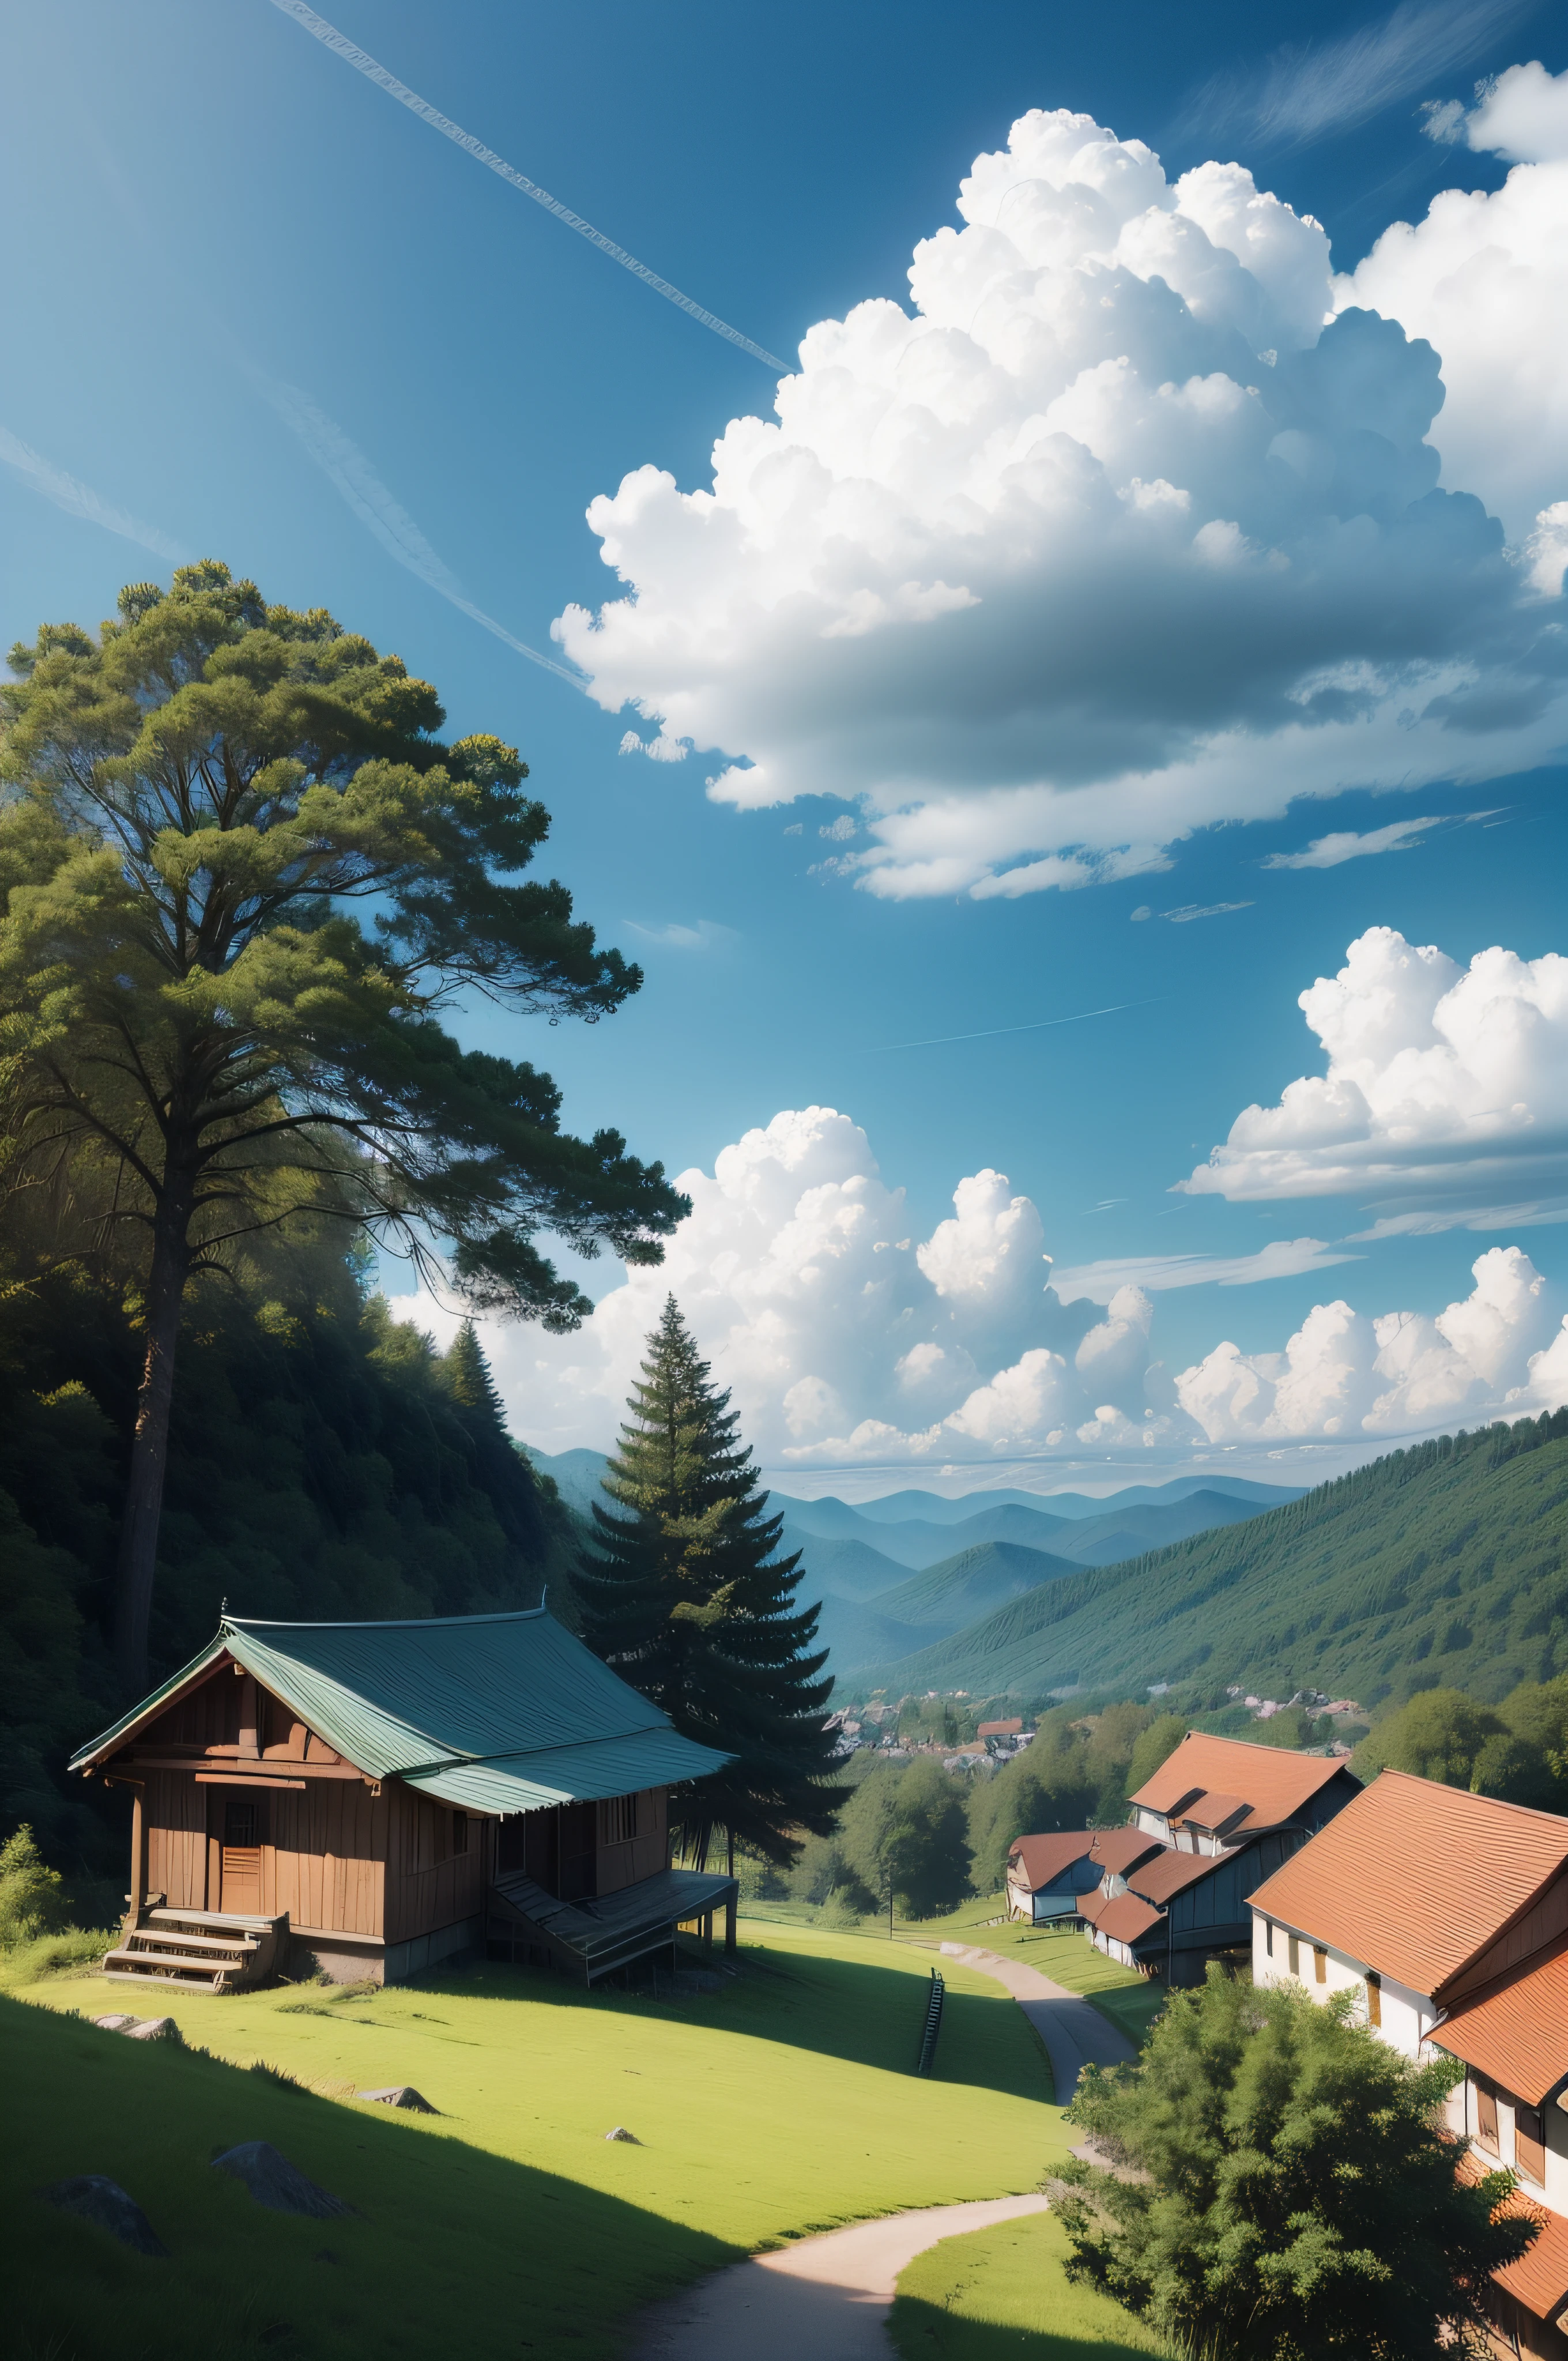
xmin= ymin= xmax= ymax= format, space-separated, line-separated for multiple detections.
xmin=793 ymin=1474 xmax=1301 ymax=1528
xmin=840 ymin=1415 xmax=1568 ymax=1710
xmin=524 ymin=1446 xmax=1305 ymax=1677
xmin=850 ymin=1538 xmax=1081 ymax=1632
xmin=774 ymin=1529 xmax=913 ymax=1600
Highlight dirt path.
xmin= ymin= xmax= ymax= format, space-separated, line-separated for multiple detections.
xmin=628 ymin=2193 xmax=1051 ymax=2361
xmin=937 ymin=1941 xmax=1137 ymax=2099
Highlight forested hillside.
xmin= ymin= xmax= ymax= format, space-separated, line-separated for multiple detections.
xmin=0 ymin=1231 xmax=576 ymax=1876
xmin=850 ymin=1413 xmax=1568 ymax=1709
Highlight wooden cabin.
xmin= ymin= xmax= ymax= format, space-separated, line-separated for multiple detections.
xmin=70 ymin=1608 xmax=738 ymax=1992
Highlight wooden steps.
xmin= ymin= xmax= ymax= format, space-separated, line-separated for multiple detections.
xmin=103 ymin=1906 xmax=288 ymax=1994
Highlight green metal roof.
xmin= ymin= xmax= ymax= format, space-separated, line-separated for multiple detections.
xmin=69 ymin=1608 xmax=731 ymax=1812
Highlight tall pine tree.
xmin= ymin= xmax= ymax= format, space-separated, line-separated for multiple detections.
xmin=579 ymin=1298 xmax=847 ymax=1869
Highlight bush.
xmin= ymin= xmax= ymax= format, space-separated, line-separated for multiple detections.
xmin=1055 ymin=1968 xmax=1533 ymax=2359
xmin=0 ymin=1824 xmax=67 ymax=1947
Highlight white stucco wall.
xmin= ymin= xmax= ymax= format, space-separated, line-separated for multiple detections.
xmin=1250 ymin=1907 xmax=1434 ymax=2058
xmin=1442 ymin=2060 xmax=1568 ymax=2217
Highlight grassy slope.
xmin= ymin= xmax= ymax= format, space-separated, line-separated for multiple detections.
xmin=903 ymin=1900 xmax=1170 ymax=2051
xmin=863 ymin=1416 xmax=1568 ymax=1709
xmin=890 ymin=2212 xmax=1165 ymax=2361
xmin=737 ymin=1899 xmax=1167 ymax=2057
xmin=10 ymin=1925 xmax=1063 ymax=2361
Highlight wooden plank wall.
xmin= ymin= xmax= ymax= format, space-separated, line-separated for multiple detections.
xmin=595 ymin=1789 xmax=669 ymax=1896
xmin=267 ymin=1783 xmax=384 ymax=1934
xmin=146 ymin=1770 xmax=210 ymax=1907
xmin=382 ymin=1785 xmax=487 ymax=1945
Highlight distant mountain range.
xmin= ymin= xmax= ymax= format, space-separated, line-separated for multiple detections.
xmin=524 ymin=1445 xmax=1304 ymax=1680
xmin=845 ymin=1413 xmax=1568 ymax=1710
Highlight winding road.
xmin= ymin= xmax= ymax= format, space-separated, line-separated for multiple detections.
xmin=628 ymin=1940 xmax=1137 ymax=2359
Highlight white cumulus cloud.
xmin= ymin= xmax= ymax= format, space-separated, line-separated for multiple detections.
xmin=388 ymin=1104 xmax=1568 ymax=1469
xmin=1177 ymin=1246 xmax=1563 ymax=1439
xmin=1183 ymin=926 xmax=1568 ymax=1212
xmin=1343 ymin=61 xmax=1568 ymax=543
xmin=554 ymin=100 xmax=1567 ymax=901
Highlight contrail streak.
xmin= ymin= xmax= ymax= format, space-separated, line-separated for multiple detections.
xmin=250 ymin=367 xmax=585 ymax=688
xmin=0 ymin=423 xmax=184 ymax=563
xmin=265 ymin=1 xmax=790 ymax=374
xmin=872 ymin=998 xmax=1162 ymax=1053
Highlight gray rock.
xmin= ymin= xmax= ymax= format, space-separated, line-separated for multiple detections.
xmin=211 ymin=2142 xmax=355 ymax=2218
xmin=93 ymin=2013 xmax=183 ymax=2042
xmin=43 ymin=2174 xmax=168 ymax=2256
xmin=604 ymin=2125 xmax=639 ymax=2143
xmin=357 ymin=2085 xmax=438 ymax=2113
xmin=93 ymin=2014 xmax=142 ymax=2032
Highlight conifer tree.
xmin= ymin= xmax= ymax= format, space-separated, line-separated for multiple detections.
xmin=0 ymin=562 xmax=684 ymax=1689
xmin=579 ymin=1298 xmax=847 ymax=1869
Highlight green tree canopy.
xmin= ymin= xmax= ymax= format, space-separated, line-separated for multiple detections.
xmin=840 ymin=1757 xmax=971 ymax=1918
xmin=578 ymin=1298 xmax=847 ymax=1868
xmin=1355 ymin=1689 xmax=1505 ymax=1788
xmin=966 ymin=1720 xmax=1099 ymax=1894
xmin=0 ymin=563 xmax=685 ymax=1687
xmin=1056 ymin=1969 xmax=1532 ymax=2359
xmin=1123 ymin=1712 xmax=1189 ymax=1799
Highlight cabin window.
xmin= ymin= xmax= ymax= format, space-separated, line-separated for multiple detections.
xmin=1264 ymin=1919 xmax=1274 ymax=1958
xmin=1516 ymin=2102 xmax=1546 ymax=2185
xmin=1474 ymin=2080 xmax=1499 ymax=2152
xmin=598 ymin=1794 xmax=638 ymax=1846
xmin=224 ymin=1797 xmax=262 ymax=1849
xmin=1287 ymin=1933 xmax=1300 ymax=1977
xmin=1313 ymin=1944 xmax=1328 ymax=1985
xmin=1365 ymin=1973 xmax=1381 ymax=2027
xmin=451 ymin=1812 xmax=469 ymax=1857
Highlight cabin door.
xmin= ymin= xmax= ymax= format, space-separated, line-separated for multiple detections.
xmin=220 ymin=1794 xmax=265 ymax=1915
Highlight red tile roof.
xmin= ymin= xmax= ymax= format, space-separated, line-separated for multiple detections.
xmin=1494 ymin=2193 xmax=1568 ymax=2324
xmin=1094 ymin=1891 xmax=1163 ymax=1945
xmin=1129 ymin=1733 xmax=1354 ymax=1833
xmin=1177 ymin=1789 xmax=1249 ymax=1831
xmin=979 ymin=1718 xmax=1024 ymax=1738
xmin=1431 ymin=1937 xmax=1568 ymax=2107
xmin=1249 ymin=1772 xmax=1568 ymax=2002
xmin=1006 ymin=1828 xmax=1162 ymax=1889
xmin=1129 ymin=1848 xmax=1227 ymax=1905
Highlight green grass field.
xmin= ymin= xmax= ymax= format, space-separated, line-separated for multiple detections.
xmin=756 ymin=1892 xmax=1170 ymax=2053
xmin=890 ymin=2211 xmax=1167 ymax=2361
xmin=9 ymin=1924 xmax=1064 ymax=2361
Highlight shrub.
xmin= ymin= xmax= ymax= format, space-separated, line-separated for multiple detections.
xmin=1054 ymin=1968 xmax=1533 ymax=2359
xmin=0 ymin=1824 xmax=67 ymax=1947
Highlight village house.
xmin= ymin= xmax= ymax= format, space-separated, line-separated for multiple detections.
xmin=1127 ymin=1731 xmax=1360 ymax=1854
xmin=1249 ymin=1772 xmax=1568 ymax=2359
xmin=1006 ymin=1827 xmax=1163 ymax=1922
xmin=1006 ymin=1728 xmax=1360 ymax=1983
xmin=69 ymin=1607 xmax=740 ymax=1993
xmin=1005 ymin=1732 xmax=1362 ymax=1981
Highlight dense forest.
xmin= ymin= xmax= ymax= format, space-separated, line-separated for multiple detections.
xmin=854 ymin=1411 xmax=1568 ymax=1708
xmin=0 ymin=1229 xmax=577 ymax=1880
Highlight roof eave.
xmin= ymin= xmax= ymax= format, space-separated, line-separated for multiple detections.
xmin=67 ymin=1636 xmax=232 ymax=1772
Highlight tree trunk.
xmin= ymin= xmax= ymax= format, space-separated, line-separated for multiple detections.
xmin=114 ymin=1192 xmax=193 ymax=1694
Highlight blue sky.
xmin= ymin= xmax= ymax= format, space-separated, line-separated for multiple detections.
xmin=3 ymin=0 xmax=1565 ymax=1489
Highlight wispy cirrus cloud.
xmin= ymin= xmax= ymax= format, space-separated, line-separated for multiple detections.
xmin=0 ymin=421 xmax=184 ymax=563
xmin=1262 ymin=811 xmax=1502 ymax=869
xmin=1050 ymin=1238 xmax=1360 ymax=1305
xmin=621 ymin=918 xmax=738 ymax=951
xmin=246 ymin=365 xmax=583 ymax=687
xmin=1175 ymin=0 xmax=1530 ymax=150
